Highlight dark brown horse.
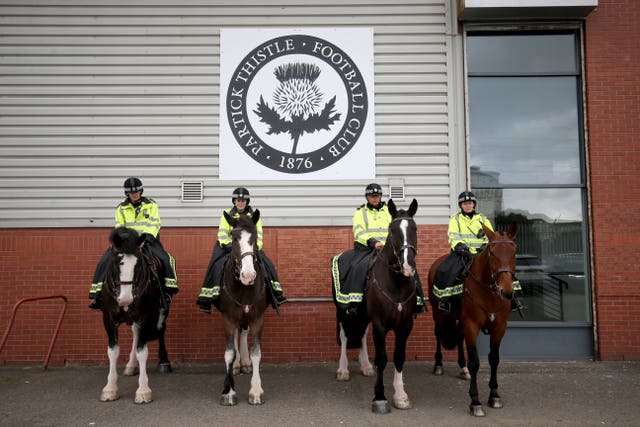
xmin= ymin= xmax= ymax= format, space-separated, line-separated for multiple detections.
xmin=218 ymin=210 xmax=267 ymax=406
xmin=100 ymin=227 xmax=171 ymax=403
xmin=428 ymin=223 xmax=518 ymax=417
xmin=335 ymin=199 xmax=419 ymax=414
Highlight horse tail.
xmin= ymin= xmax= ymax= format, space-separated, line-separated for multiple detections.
xmin=440 ymin=315 xmax=460 ymax=350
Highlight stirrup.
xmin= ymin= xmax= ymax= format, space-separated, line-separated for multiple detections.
xmin=437 ymin=300 xmax=450 ymax=313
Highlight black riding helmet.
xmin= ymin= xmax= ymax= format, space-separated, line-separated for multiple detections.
xmin=364 ymin=183 xmax=383 ymax=197
xmin=457 ymin=190 xmax=477 ymax=207
xmin=123 ymin=177 xmax=143 ymax=195
xmin=232 ymin=187 xmax=250 ymax=204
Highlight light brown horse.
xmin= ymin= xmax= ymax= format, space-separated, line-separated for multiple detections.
xmin=218 ymin=210 xmax=267 ymax=406
xmin=428 ymin=223 xmax=517 ymax=417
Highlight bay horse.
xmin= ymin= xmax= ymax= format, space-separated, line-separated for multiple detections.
xmin=334 ymin=199 xmax=419 ymax=414
xmin=427 ymin=223 xmax=518 ymax=417
xmin=218 ymin=210 xmax=267 ymax=406
xmin=100 ymin=226 xmax=172 ymax=404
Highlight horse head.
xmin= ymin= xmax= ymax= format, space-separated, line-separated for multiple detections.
xmin=385 ymin=199 xmax=419 ymax=277
xmin=481 ymin=222 xmax=518 ymax=301
xmin=224 ymin=209 xmax=260 ymax=286
xmin=107 ymin=227 xmax=146 ymax=309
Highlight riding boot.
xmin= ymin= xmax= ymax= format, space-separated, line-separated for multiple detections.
xmin=88 ymin=295 xmax=102 ymax=311
xmin=414 ymin=281 xmax=427 ymax=314
xmin=196 ymin=297 xmax=213 ymax=314
xmin=511 ymin=291 xmax=524 ymax=317
xmin=437 ymin=297 xmax=451 ymax=313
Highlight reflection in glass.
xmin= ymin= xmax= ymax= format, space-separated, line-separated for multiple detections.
xmin=469 ymin=76 xmax=582 ymax=186
xmin=471 ymin=187 xmax=591 ymax=322
xmin=467 ymin=34 xmax=577 ymax=74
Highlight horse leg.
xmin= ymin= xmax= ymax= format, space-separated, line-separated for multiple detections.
xmin=487 ymin=338 xmax=503 ymax=409
xmin=336 ymin=323 xmax=351 ymax=381
xmin=238 ymin=327 xmax=252 ymax=374
xmin=457 ymin=332 xmax=470 ymax=380
xmin=100 ymin=324 xmax=120 ymax=402
xmin=124 ymin=324 xmax=139 ymax=376
xmin=358 ymin=325 xmax=375 ymax=377
xmin=248 ymin=319 xmax=264 ymax=405
xmin=371 ymin=324 xmax=391 ymax=414
xmin=391 ymin=327 xmax=412 ymax=410
xmin=433 ymin=322 xmax=444 ymax=376
xmin=465 ymin=334 xmax=485 ymax=417
xmin=133 ymin=325 xmax=153 ymax=404
xmin=157 ymin=327 xmax=172 ymax=374
xmin=220 ymin=326 xmax=237 ymax=406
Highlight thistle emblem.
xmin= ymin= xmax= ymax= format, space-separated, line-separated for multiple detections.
xmin=254 ymin=62 xmax=341 ymax=155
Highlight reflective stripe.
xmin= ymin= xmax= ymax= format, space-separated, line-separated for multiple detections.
xmin=432 ymin=283 xmax=464 ymax=299
xmin=331 ymin=254 xmax=363 ymax=304
xmin=199 ymin=286 xmax=220 ymax=298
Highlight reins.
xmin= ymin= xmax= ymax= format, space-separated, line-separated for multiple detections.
xmin=464 ymin=238 xmax=516 ymax=327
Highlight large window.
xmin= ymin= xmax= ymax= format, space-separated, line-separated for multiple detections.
xmin=467 ymin=31 xmax=591 ymax=323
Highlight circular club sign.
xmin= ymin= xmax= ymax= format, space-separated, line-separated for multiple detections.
xmin=226 ymin=34 xmax=369 ymax=174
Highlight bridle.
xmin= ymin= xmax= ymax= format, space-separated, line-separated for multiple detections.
xmin=386 ymin=216 xmax=417 ymax=274
xmin=105 ymin=246 xmax=153 ymax=300
xmin=465 ymin=238 xmax=516 ymax=323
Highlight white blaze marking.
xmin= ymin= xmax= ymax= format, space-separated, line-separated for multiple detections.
xmin=238 ymin=229 xmax=256 ymax=285
xmin=117 ymin=253 xmax=137 ymax=307
xmin=399 ymin=219 xmax=415 ymax=277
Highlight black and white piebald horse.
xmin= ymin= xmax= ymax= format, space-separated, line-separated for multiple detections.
xmin=99 ymin=226 xmax=171 ymax=404
xmin=218 ymin=210 xmax=267 ymax=406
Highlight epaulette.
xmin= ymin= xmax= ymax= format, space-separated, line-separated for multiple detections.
xmin=141 ymin=196 xmax=154 ymax=203
xmin=358 ymin=203 xmax=366 ymax=209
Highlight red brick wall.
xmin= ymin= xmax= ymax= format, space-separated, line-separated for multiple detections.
xmin=585 ymin=0 xmax=640 ymax=360
xmin=0 ymin=226 xmax=449 ymax=366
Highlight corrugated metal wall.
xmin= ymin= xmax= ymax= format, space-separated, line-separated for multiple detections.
xmin=0 ymin=0 xmax=459 ymax=227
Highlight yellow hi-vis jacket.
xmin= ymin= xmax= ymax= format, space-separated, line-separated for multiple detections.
xmin=352 ymin=203 xmax=392 ymax=247
xmin=115 ymin=197 xmax=161 ymax=237
xmin=448 ymin=212 xmax=493 ymax=254
xmin=217 ymin=207 xmax=264 ymax=251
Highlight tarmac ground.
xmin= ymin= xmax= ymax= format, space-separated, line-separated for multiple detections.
xmin=1 ymin=360 xmax=639 ymax=426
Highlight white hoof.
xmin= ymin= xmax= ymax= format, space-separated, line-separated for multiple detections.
xmin=470 ymin=404 xmax=486 ymax=417
xmin=100 ymin=389 xmax=119 ymax=402
xmin=459 ymin=367 xmax=471 ymax=380
xmin=336 ymin=370 xmax=350 ymax=381
xmin=249 ymin=393 xmax=264 ymax=405
xmin=433 ymin=365 xmax=444 ymax=376
xmin=220 ymin=393 xmax=237 ymax=406
xmin=123 ymin=365 xmax=138 ymax=376
xmin=134 ymin=389 xmax=153 ymax=404
xmin=393 ymin=395 xmax=412 ymax=410
xmin=361 ymin=366 xmax=376 ymax=377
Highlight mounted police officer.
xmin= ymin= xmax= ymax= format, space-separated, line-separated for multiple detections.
xmin=433 ymin=190 xmax=522 ymax=313
xmin=196 ymin=187 xmax=286 ymax=313
xmin=332 ymin=183 xmax=426 ymax=316
xmin=88 ymin=177 xmax=178 ymax=310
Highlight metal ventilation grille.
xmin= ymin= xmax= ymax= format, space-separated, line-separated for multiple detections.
xmin=389 ymin=185 xmax=405 ymax=200
xmin=181 ymin=181 xmax=203 ymax=202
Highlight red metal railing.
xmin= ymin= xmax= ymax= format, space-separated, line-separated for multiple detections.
xmin=0 ymin=295 xmax=68 ymax=369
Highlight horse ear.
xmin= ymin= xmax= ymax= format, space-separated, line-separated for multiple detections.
xmin=507 ymin=222 xmax=518 ymax=240
xmin=224 ymin=210 xmax=237 ymax=227
xmin=482 ymin=223 xmax=494 ymax=241
xmin=252 ymin=209 xmax=260 ymax=224
xmin=408 ymin=198 xmax=418 ymax=217
xmin=387 ymin=199 xmax=397 ymax=217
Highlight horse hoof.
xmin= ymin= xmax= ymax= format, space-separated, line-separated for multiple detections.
xmin=361 ymin=366 xmax=375 ymax=377
xmin=470 ymin=404 xmax=486 ymax=417
xmin=158 ymin=362 xmax=172 ymax=374
xmin=123 ymin=366 xmax=139 ymax=376
xmin=100 ymin=390 xmax=119 ymax=402
xmin=433 ymin=365 xmax=444 ymax=376
xmin=336 ymin=371 xmax=350 ymax=381
xmin=372 ymin=400 xmax=391 ymax=414
xmin=489 ymin=397 xmax=503 ymax=408
xmin=249 ymin=394 xmax=264 ymax=405
xmin=241 ymin=365 xmax=253 ymax=374
xmin=393 ymin=396 xmax=412 ymax=410
xmin=459 ymin=368 xmax=471 ymax=380
xmin=134 ymin=391 xmax=153 ymax=404
xmin=220 ymin=394 xmax=237 ymax=406
xmin=232 ymin=366 xmax=241 ymax=376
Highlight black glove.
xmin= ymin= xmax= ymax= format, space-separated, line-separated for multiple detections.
xmin=454 ymin=243 xmax=472 ymax=262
